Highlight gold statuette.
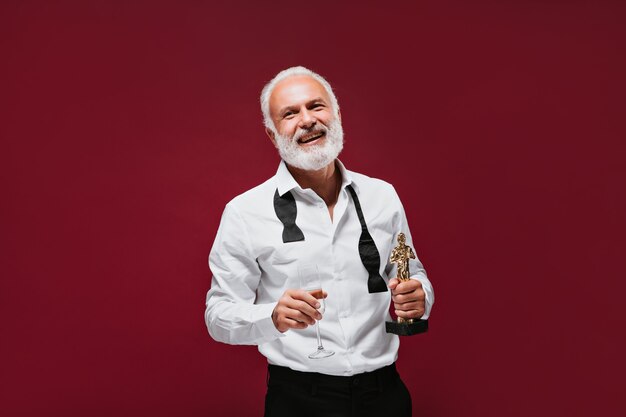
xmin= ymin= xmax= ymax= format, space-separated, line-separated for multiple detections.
xmin=386 ymin=233 xmax=429 ymax=336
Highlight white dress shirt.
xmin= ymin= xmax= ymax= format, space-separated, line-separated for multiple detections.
xmin=205 ymin=160 xmax=434 ymax=376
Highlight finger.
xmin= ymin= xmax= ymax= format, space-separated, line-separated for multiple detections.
xmin=284 ymin=307 xmax=317 ymax=326
xmin=394 ymin=301 xmax=423 ymax=311
xmin=288 ymin=304 xmax=320 ymax=323
xmin=273 ymin=306 xmax=310 ymax=332
xmin=388 ymin=278 xmax=399 ymax=289
xmin=287 ymin=299 xmax=322 ymax=321
xmin=277 ymin=292 xmax=322 ymax=322
xmin=281 ymin=317 xmax=309 ymax=330
xmin=393 ymin=279 xmax=422 ymax=295
xmin=392 ymin=289 xmax=425 ymax=304
xmin=291 ymin=289 xmax=323 ymax=309
xmin=395 ymin=309 xmax=424 ymax=320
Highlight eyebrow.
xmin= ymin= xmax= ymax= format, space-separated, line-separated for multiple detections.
xmin=278 ymin=97 xmax=327 ymax=115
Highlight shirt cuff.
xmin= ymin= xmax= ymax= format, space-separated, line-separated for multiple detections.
xmin=255 ymin=302 xmax=286 ymax=341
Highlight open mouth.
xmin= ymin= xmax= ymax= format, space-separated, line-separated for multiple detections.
xmin=297 ymin=131 xmax=325 ymax=145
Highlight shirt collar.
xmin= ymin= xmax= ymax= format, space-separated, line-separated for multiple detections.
xmin=275 ymin=159 xmax=358 ymax=196
xmin=335 ymin=159 xmax=358 ymax=193
xmin=275 ymin=160 xmax=301 ymax=196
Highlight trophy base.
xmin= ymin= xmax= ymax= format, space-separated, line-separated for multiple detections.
xmin=386 ymin=319 xmax=428 ymax=336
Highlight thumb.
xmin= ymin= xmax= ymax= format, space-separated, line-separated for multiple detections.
xmin=388 ymin=278 xmax=399 ymax=289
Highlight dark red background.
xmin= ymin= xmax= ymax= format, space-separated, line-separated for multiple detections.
xmin=1 ymin=1 xmax=625 ymax=416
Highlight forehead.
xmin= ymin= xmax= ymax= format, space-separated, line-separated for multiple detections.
xmin=269 ymin=75 xmax=330 ymax=113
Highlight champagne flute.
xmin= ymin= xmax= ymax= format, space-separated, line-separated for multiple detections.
xmin=298 ymin=264 xmax=335 ymax=359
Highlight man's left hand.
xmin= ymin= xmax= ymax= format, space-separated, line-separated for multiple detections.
xmin=388 ymin=278 xmax=425 ymax=320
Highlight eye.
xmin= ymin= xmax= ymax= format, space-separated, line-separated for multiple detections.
xmin=283 ymin=111 xmax=296 ymax=119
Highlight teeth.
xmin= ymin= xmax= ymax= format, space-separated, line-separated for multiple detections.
xmin=300 ymin=132 xmax=324 ymax=143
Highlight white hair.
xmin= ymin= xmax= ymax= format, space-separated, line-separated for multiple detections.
xmin=260 ymin=66 xmax=340 ymax=132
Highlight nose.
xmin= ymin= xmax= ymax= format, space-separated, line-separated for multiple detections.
xmin=298 ymin=109 xmax=317 ymax=129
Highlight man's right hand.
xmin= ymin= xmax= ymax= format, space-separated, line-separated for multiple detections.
xmin=271 ymin=289 xmax=326 ymax=333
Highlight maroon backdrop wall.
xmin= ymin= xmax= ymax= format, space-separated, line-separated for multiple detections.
xmin=2 ymin=1 xmax=625 ymax=416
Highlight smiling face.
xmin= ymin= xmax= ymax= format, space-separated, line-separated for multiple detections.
xmin=266 ymin=75 xmax=343 ymax=171
xmin=269 ymin=75 xmax=335 ymax=140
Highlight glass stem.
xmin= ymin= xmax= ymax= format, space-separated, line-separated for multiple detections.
xmin=315 ymin=322 xmax=323 ymax=349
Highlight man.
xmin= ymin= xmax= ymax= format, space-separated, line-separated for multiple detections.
xmin=205 ymin=66 xmax=434 ymax=417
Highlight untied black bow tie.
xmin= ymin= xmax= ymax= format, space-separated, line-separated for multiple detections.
xmin=273 ymin=184 xmax=388 ymax=294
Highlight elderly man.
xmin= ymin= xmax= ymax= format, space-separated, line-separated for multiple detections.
xmin=205 ymin=66 xmax=434 ymax=417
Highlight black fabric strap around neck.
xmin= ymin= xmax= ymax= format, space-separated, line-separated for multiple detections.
xmin=346 ymin=185 xmax=387 ymax=293
xmin=273 ymin=185 xmax=387 ymax=294
xmin=273 ymin=189 xmax=305 ymax=243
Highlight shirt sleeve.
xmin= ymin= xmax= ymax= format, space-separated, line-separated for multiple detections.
xmin=386 ymin=186 xmax=435 ymax=320
xmin=205 ymin=203 xmax=285 ymax=345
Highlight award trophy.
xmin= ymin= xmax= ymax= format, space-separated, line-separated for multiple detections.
xmin=385 ymin=233 xmax=429 ymax=336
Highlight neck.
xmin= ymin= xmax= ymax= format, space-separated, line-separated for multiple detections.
xmin=286 ymin=160 xmax=341 ymax=207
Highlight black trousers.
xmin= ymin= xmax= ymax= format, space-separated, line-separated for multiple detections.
xmin=264 ymin=363 xmax=412 ymax=417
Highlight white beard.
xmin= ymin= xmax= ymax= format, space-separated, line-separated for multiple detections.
xmin=273 ymin=118 xmax=344 ymax=171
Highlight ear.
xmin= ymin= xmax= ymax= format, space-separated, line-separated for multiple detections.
xmin=265 ymin=127 xmax=277 ymax=147
xmin=337 ymin=108 xmax=342 ymax=122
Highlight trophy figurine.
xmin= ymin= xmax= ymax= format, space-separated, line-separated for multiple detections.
xmin=385 ymin=233 xmax=429 ymax=336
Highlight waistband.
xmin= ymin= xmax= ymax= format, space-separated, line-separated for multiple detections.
xmin=267 ymin=363 xmax=399 ymax=390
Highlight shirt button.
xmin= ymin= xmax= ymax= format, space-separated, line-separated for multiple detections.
xmin=352 ymin=378 xmax=360 ymax=386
